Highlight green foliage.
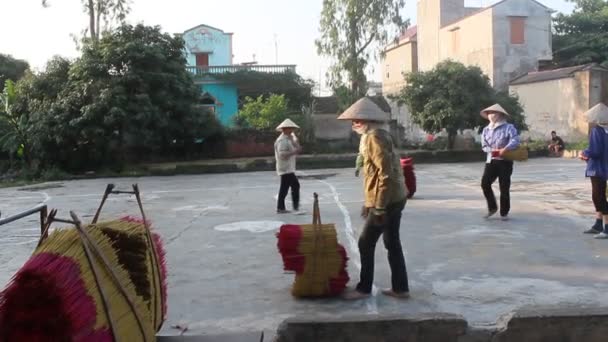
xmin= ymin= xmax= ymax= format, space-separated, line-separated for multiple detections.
xmin=332 ymin=85 xmax=357 ymax=112
xmin=39 ymin=166 xmax=71 ymax=181
xmin=236 ymin=94 xmax=290 ymax=130
xmin=234 ymin=94 xmax=317 ymax=146
xmin=12 ymin=24 xmax=219 ymax=172
xmin=526 ymin=139 xmax=549 ymax=152
xmin=494 ymin=91 xmax=528 ymax=132
xmin=566 ymin=139 xmax=589 ymax=150
xmin=395 ymin=61 xmax=494 ymax=147
xmin=0 ymin=79 xmax=32 ymax=165
xmin=298 ymin=102 xmax=316 ymax=145
xmin=0 ymin=54 xmax=29 ymax=86
xmin=394 ymin=60 xmax=527 ymax=149
xmin=316 ymin=0 xmax=406 ymax=99
xmin=552 ymin=0 xmax=608 ymax=68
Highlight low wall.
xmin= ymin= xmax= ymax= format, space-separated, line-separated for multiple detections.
xmin=276 ymin=313 xmax=467 ymax=342
xmin=146 ymin=150 xmax=549 ymax=176
xmin=275 ymin=306 xmax=608 ymax=342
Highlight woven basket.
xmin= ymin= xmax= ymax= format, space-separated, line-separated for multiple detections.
xmin=503 ymin=145 xmax=529 ymax=161
xmin=277 ymin=193 xmax=349 ymax=297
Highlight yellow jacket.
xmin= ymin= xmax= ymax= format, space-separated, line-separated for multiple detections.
xmin=362 ymin=129 xmax=407 ymax=210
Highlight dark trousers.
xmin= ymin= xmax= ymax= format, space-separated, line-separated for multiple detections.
xmin=356 ymin=200 xmax=409 ymax=294
xmin=277 ymin=173 xmax=300 ymax=211
xmin=590 ymin=176 xmax=608 ymax=214
xmin=481 ymin=159 xmax=514 ymax=217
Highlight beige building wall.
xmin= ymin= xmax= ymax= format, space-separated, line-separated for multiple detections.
xmin=439 ymin=9 xmax=495 ymax=85
xmin=417 ymin=0 xmax=552 ymax=89
xmin=382 ymin=41 xmax=417 ymax=95
xmin=510 ymin=75 xmax=591 ymax=142
xmin=492 ymin=0 xmax=552 ymax=90
xmin=417 ymin=0 xmax=465 ymax=71
xmin=589 ymin=68 xmax=608 ymax=107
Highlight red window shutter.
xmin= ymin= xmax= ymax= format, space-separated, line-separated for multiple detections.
xmin=510 ymin=17 xmax=525 ymax=44
xmin=196 ymin=53 xmax=209 ymax=67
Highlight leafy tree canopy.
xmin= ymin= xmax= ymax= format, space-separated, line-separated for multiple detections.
xmin=316 ymin=0 xmax=406 ymax=103
xmin=552 ymin=0 xmax=608 ymax=67
xmin=394 ymin=60 xmax=527 ymax=149
xmin=0 ymin=54 xmax=29 ymax=87
xmin=10 ymin=24 xmax=220 ymax=172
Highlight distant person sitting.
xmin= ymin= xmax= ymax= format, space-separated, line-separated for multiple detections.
xmin=548 ymin=131 xmax=565 ymax=157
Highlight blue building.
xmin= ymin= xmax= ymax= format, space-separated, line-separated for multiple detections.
xmin=182 ymin=24 xmax=296 ymax=126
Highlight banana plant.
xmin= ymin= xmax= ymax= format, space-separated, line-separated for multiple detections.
xmin=0 ymin=80 xmax=31 ymax=164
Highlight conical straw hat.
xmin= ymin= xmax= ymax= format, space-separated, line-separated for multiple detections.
xmin=585 ymin=103 xmax=608 ymax=124
xmin=337 ymin=97 xmax=389 ymax=122
xmin=276 ymin=118 xmax=300 ymax=131
xmin=480 ymin=103 xmax=510 ymax=119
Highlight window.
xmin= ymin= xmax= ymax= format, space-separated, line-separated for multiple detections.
xmin=509 ymin=17 xmax=526 ymax=44
xmin=195 ymin=53 xmax=209 ymax=67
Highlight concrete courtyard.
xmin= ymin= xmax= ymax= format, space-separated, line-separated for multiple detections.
xmin=1 ymin=157 xmax=607 ymax=337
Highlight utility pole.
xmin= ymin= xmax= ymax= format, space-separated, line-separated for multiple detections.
xmin=274 ymin=34 xmax=279 ymax=64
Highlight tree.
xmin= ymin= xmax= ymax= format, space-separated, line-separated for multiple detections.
xmin=316 ymin=0 xmax=406 ymax=103
xmin=0 ymin=80 xmax=32 ymax=166
xmin=235 ymin=94 xmax=290 ymax=130
xmin=552 ymin=0 xmax=608 ymax=68
xmin=0 ymin=54 xmax=29 ymax=86
xmin=394 ymin=60 xmax=527 ymax=149
xmin=17 ymin=24 xmax=218 ymax=172
xmin=42 ymin=0 xmax=130 ymax=42
xmin=11 ymin=57 xmax=74 ymax=169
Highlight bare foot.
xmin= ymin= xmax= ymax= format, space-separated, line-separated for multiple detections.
xmin=381 ymin=289 xmax=410 ymax=299
xmin=341 ymin=289 xmax=371 ymax=300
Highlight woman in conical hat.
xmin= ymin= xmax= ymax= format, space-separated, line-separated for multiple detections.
xmin=337 ymin=97 xmax=410 ymax=300
xmin=580 ymin=103 xmax=608 ymax=239
xmin=480 ymin=103 xmax=521 ymax=221
xmin=274 ymin=118 xmax=303 ymax=214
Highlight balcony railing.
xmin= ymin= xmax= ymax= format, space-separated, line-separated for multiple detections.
xmin=186 ymin=64 xmax=296 ymax=76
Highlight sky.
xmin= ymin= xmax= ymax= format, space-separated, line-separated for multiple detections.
xmin=0 ymin=0 xmax=575 ymax=94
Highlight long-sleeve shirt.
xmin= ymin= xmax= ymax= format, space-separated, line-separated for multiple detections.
xmin=481 ymin=122 xmax=520 ymax=162
xmin=362 ymin=129 xmax=407 ymax=209
xmin=274 ymin=133 xmax=299 ymax=175
xmin=583 ymin=126 xmax=608 ymax=179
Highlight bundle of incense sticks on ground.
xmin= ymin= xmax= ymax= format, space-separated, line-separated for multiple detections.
xmin=277 ymin=193 xmax=349 ymax=297
xmin=0 ymin=191 xmax=167 ymax=341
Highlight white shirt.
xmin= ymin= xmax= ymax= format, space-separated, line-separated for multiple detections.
xmin=274 ymin=133 xmax=299 ymax=175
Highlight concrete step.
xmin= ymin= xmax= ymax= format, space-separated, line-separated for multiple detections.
xmin=158 ymin=331 xmax=265 ymax=342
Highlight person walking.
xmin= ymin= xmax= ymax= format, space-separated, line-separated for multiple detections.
xmin=275 ymin=119 xmax=302 ymax=214
xmin=480 ymin=104 xmax=521 ymax=220
xmin=337 ymin=97 xmax=410 ymax=300
xmin=580 ymin=103 xmax=608 ymax=239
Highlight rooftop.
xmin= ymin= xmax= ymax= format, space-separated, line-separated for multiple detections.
xmin=385 ymin=26 xmax=417 ymax=52
xmin=510 ymin=63 xmax=607 ymax=85
xmin=442 ymin=0 xmax=551 ymax=28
